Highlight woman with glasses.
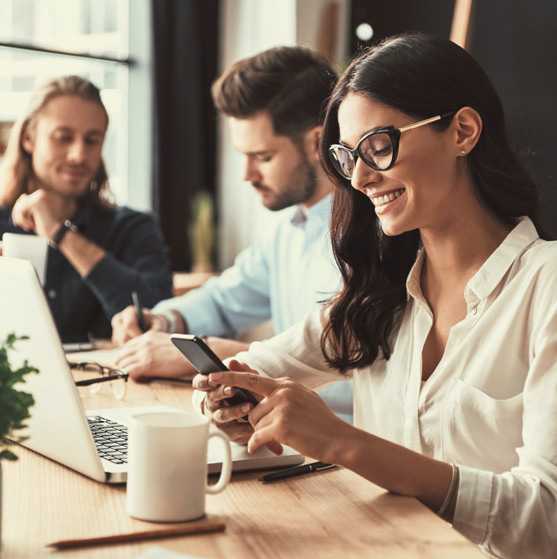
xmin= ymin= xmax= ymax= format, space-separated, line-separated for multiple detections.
xmin=0 ymin=76 xmax=172 ymax=343
xmin=193 ymin=33 xmax=556 ymax=558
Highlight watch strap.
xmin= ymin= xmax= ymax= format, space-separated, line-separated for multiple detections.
xmin=49 ymin=219 xmax=78 ymax=249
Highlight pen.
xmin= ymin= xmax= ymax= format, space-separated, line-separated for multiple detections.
xmin=131 ymin=290 xmax=147 ymax=332
xmin=47 ymin=518 xmax=226 ymax=549
xmin=259 ymin=461 xmax=336 ymax=483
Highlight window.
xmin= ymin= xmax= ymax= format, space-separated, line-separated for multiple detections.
xmin=0 ymin=0 xmax=131 ymax=203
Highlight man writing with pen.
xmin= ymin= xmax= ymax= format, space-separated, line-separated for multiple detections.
xmin=0 ymin=76 xmax=172 ymax=343
xmin=111 ymin=46 xmax=353 ymax=423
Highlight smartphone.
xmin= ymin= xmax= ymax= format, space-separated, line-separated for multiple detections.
xmin=170 ymin=334 xmax=258 ymax=406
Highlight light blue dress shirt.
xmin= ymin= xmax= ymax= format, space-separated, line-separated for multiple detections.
xmin=154 ymin=193 xmax=353 ymax=420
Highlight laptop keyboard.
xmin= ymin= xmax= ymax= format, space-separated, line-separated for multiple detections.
xmin=87 ymin=416 xmax=128 ymax=465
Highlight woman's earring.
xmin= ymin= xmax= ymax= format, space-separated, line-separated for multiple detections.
xmin=89 ymin=180 xmax=98 ymax=192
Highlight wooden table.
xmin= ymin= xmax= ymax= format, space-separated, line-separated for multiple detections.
xmin=2 ymin=378 xmax=484 ymax=558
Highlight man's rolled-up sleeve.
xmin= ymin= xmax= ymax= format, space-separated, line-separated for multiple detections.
xmin=155 ymin=242 xmax=272 ymax=338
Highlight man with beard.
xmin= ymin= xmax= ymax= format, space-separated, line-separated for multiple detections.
xmin=110 ymin=47 xmax=351 ymax=420
xmin=0 ymin=76 xmax=172 ymax=343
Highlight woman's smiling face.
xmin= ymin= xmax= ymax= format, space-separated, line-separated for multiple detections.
xmin=337 ymin=92 xmax=460 ymax=237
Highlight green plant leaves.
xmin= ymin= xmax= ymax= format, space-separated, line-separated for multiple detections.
xmin=0 ymin=449 xmax=18 ymax=461
xmin=0 ymin=333 xmax=38 ymax=461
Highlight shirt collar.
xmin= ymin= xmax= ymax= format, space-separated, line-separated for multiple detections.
xmin=406 ymin=217 xmax=540 ymax=303
xmin=290 ymin=193 xmax=333 ymax=228
xmin=406 ymin=249 xmax=426 ymax=302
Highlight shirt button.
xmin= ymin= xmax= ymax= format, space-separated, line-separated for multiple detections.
xmin=471 ymin=305 xmax=478 ymax=316
xmin=48 ymin=289 xmax=57 ymax=299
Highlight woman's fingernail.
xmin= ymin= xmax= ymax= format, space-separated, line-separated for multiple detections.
xmin=224 ymin=386 xmax=233 ymax=395
xmin=241 ymin=404 xmax=251 ymax=413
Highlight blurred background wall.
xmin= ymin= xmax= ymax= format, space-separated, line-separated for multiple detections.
xmin=1 ymin=0 xmax=555 ymax=272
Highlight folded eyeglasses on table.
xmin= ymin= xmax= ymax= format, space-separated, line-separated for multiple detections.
xmin=70 ymin=361 xmax=129 ymax=400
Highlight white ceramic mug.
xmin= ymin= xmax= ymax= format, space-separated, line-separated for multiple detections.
xmin=126 ymin=411 xmax=232 ymax=522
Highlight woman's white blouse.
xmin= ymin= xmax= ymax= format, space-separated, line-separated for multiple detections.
xmin=228 ymin=217 xmax=557 ymax=559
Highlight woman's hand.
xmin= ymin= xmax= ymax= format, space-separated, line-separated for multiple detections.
xmin=192 ymin=360 xmax=282 ymax=453
xmin=207 ymin=367 xmax=351 ymax=463
xmin=193 ymin=360 xmax=258 ymax=445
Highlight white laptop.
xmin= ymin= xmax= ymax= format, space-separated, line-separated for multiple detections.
xmin=0 ymin=257 xmax=303 ymax=483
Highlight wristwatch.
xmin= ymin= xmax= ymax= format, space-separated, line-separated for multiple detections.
xmin=49 ymin=219 xmax=79 ymax=249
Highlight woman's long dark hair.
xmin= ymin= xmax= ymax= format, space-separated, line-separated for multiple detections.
xmin=320 ymin=33 xmax=544 ymax=371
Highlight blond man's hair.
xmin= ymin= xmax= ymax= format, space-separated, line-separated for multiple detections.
xmin=0 ymin=75 xmax=113 ymax=207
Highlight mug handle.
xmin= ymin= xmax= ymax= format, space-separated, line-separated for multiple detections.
xmin=206 ymin=430 xmax=232 ymax=494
